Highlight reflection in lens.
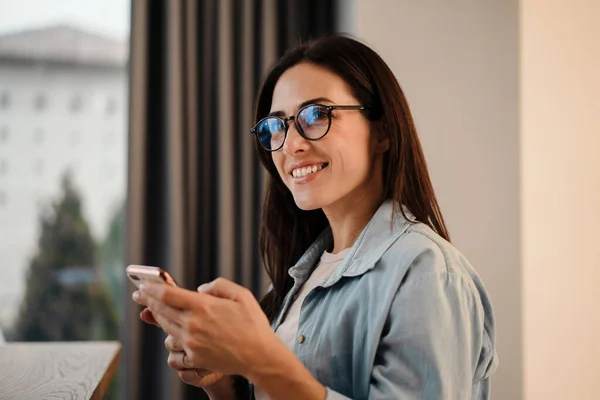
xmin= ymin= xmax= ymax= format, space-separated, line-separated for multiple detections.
xmin=299 ymin=105 xmax=329 ymax=139
xmin=258 ymin=118 xmax=285 ymax=150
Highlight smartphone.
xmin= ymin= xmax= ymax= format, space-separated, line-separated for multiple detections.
xmin=126 ymin=265 xmax=179 ymax=289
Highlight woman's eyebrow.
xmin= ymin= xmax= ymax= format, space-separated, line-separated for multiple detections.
xmin=268 ymin=97 xmax=334 ymax=117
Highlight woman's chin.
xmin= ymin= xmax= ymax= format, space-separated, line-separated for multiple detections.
xmin=293 ymin=195 xmax=325 ymax=211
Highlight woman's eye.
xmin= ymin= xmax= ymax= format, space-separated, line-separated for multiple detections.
xmin=303 ymin=107 xmax=328 ymax=125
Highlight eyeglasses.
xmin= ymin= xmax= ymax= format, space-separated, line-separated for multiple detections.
xmin=250 ymin=103 xmax=367 ymax=152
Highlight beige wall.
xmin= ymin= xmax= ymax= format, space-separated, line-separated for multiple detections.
xmin=340 ymin=0 xmax=521 ymax=398
xmin=521 ymin=0 xmax=600 ymax=399
xmin=342 ymin=0 xmax=600 ymax=399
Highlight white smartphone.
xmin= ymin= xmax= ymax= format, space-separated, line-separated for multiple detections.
xmin=126 ymin=265 xmax=179 ymax=289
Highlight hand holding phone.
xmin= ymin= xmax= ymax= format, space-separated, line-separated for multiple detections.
xmin=128 ymin=269 xmax=227 ymax=392
xmin=128 ymin=265 xmax=179 ymax=328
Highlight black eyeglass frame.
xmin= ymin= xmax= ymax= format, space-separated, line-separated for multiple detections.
xmin=250 ymin=103 xmax=368 ymax=152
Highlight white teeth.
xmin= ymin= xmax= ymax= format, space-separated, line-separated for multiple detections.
xmin=291 ymin=163 xmax=325 ymax=178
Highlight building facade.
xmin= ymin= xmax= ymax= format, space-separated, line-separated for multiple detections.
xmin=0 ymin=25 xmax=128 ymax=327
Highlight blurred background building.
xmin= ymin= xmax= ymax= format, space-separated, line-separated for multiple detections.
xmin=0 ymin=24 xmax=128 ymax=328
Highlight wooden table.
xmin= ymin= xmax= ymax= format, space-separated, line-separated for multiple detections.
xmin=0 ymin=341 xmax=121 ymax=400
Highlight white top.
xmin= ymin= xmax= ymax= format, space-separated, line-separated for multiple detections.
xmin=254 ymin=248 xmax=350 ymax=400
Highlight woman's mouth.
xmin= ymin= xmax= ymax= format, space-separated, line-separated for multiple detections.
xmin=290 ymin=162 xmax=328 ymax=183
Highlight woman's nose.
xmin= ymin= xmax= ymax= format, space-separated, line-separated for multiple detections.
xmin=282 ymin=122 xmax=310 ymax=155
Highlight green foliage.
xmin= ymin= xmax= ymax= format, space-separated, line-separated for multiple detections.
xmin=11 ymin=173 xmax=119 ymax=342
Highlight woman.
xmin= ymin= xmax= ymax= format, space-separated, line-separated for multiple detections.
xmin=133 ymin=35 xmax=498 ymax=399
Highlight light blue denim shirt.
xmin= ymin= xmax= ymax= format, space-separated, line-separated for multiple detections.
xmin=252 ymin=200 xmax=498 ymax=399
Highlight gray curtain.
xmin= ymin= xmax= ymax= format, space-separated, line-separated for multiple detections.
xmin=123 ymin=0 xmax=336 ymax=399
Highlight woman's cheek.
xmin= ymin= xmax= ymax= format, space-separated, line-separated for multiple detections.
xmin=271 ymin=155 xmax=287 ymax=182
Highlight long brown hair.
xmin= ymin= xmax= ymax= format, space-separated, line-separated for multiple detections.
xmin=253 ymin=35 xmax=450 ymax=322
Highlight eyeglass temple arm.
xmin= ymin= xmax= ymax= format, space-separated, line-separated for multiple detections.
xmin=330 ymin=105 xmax=367 ymax=111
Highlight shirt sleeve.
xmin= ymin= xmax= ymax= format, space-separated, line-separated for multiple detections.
xmin=326 ymin=269 xmax=484 ymax=399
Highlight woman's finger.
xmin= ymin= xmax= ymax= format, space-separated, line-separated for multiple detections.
xmin=177 ymin=369 xmax=223 ymax=388
xmin=196 ymin=283 xmax=212 ymax=293
xmin=140 ymin=308 xmax=160 ymax=327
xmin=176 ymin=370 xmax=198 ymax=386
xmin=164 ymin=335 xmax=184 ymax=352
xmin=140 ymin=282 xmax=202 ymax=311
xmin=144 ymin=289 xmax=187 ymax=326
xmin=194 ymin=368 xmax=212 ymax=376
xmin=132 ymin=290 xmax=148 ymax=306
xmin=200 ymin=277 xmax=250 ymax=302
xmin=167 ymin=350 xmax=187 ymax=370
xmin=151 ymin=309 xmax=184 ymax=339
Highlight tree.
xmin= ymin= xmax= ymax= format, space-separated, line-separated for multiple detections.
xmin=11 ymin=173 xmax=118 ymax=342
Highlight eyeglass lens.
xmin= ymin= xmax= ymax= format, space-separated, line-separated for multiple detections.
xmin=256 ymin=104 xmax=330 ymax=151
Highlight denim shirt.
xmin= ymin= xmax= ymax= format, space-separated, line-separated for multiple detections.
xmin=251 ymin=200 xmax=498 ymax=399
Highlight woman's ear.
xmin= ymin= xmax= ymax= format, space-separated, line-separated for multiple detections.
xmin=370 ymin=122 xmax=390 ymax=154
xmin=375 ymin=138 xmax=390 ymax=154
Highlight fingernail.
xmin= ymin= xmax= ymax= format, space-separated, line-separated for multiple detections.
xmin=132 ymin=291 xmax=140 ymax=301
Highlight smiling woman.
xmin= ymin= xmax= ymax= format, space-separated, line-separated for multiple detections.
xmin=134 ymin=35 xmax=498 ymax=400
xmin=262 ymin=63 xmax=385 ymax=216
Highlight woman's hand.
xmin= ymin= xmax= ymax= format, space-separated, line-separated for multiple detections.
xmin=138 ymin=277 xmax=279 ymax=378
xmin=133 ymin=284 xmax=227 ymax=391
xmin=136 ymin=278 xmax=326 ymax=400
xmin=164 ymin=334 xmax=225 ymax=388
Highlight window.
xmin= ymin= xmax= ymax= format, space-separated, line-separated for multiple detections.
xmin=0 ymin=7 xmax=130 ymax=387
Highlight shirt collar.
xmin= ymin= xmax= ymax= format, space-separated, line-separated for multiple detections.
xmin=287 ymin=199 xmax=414 ymax=287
